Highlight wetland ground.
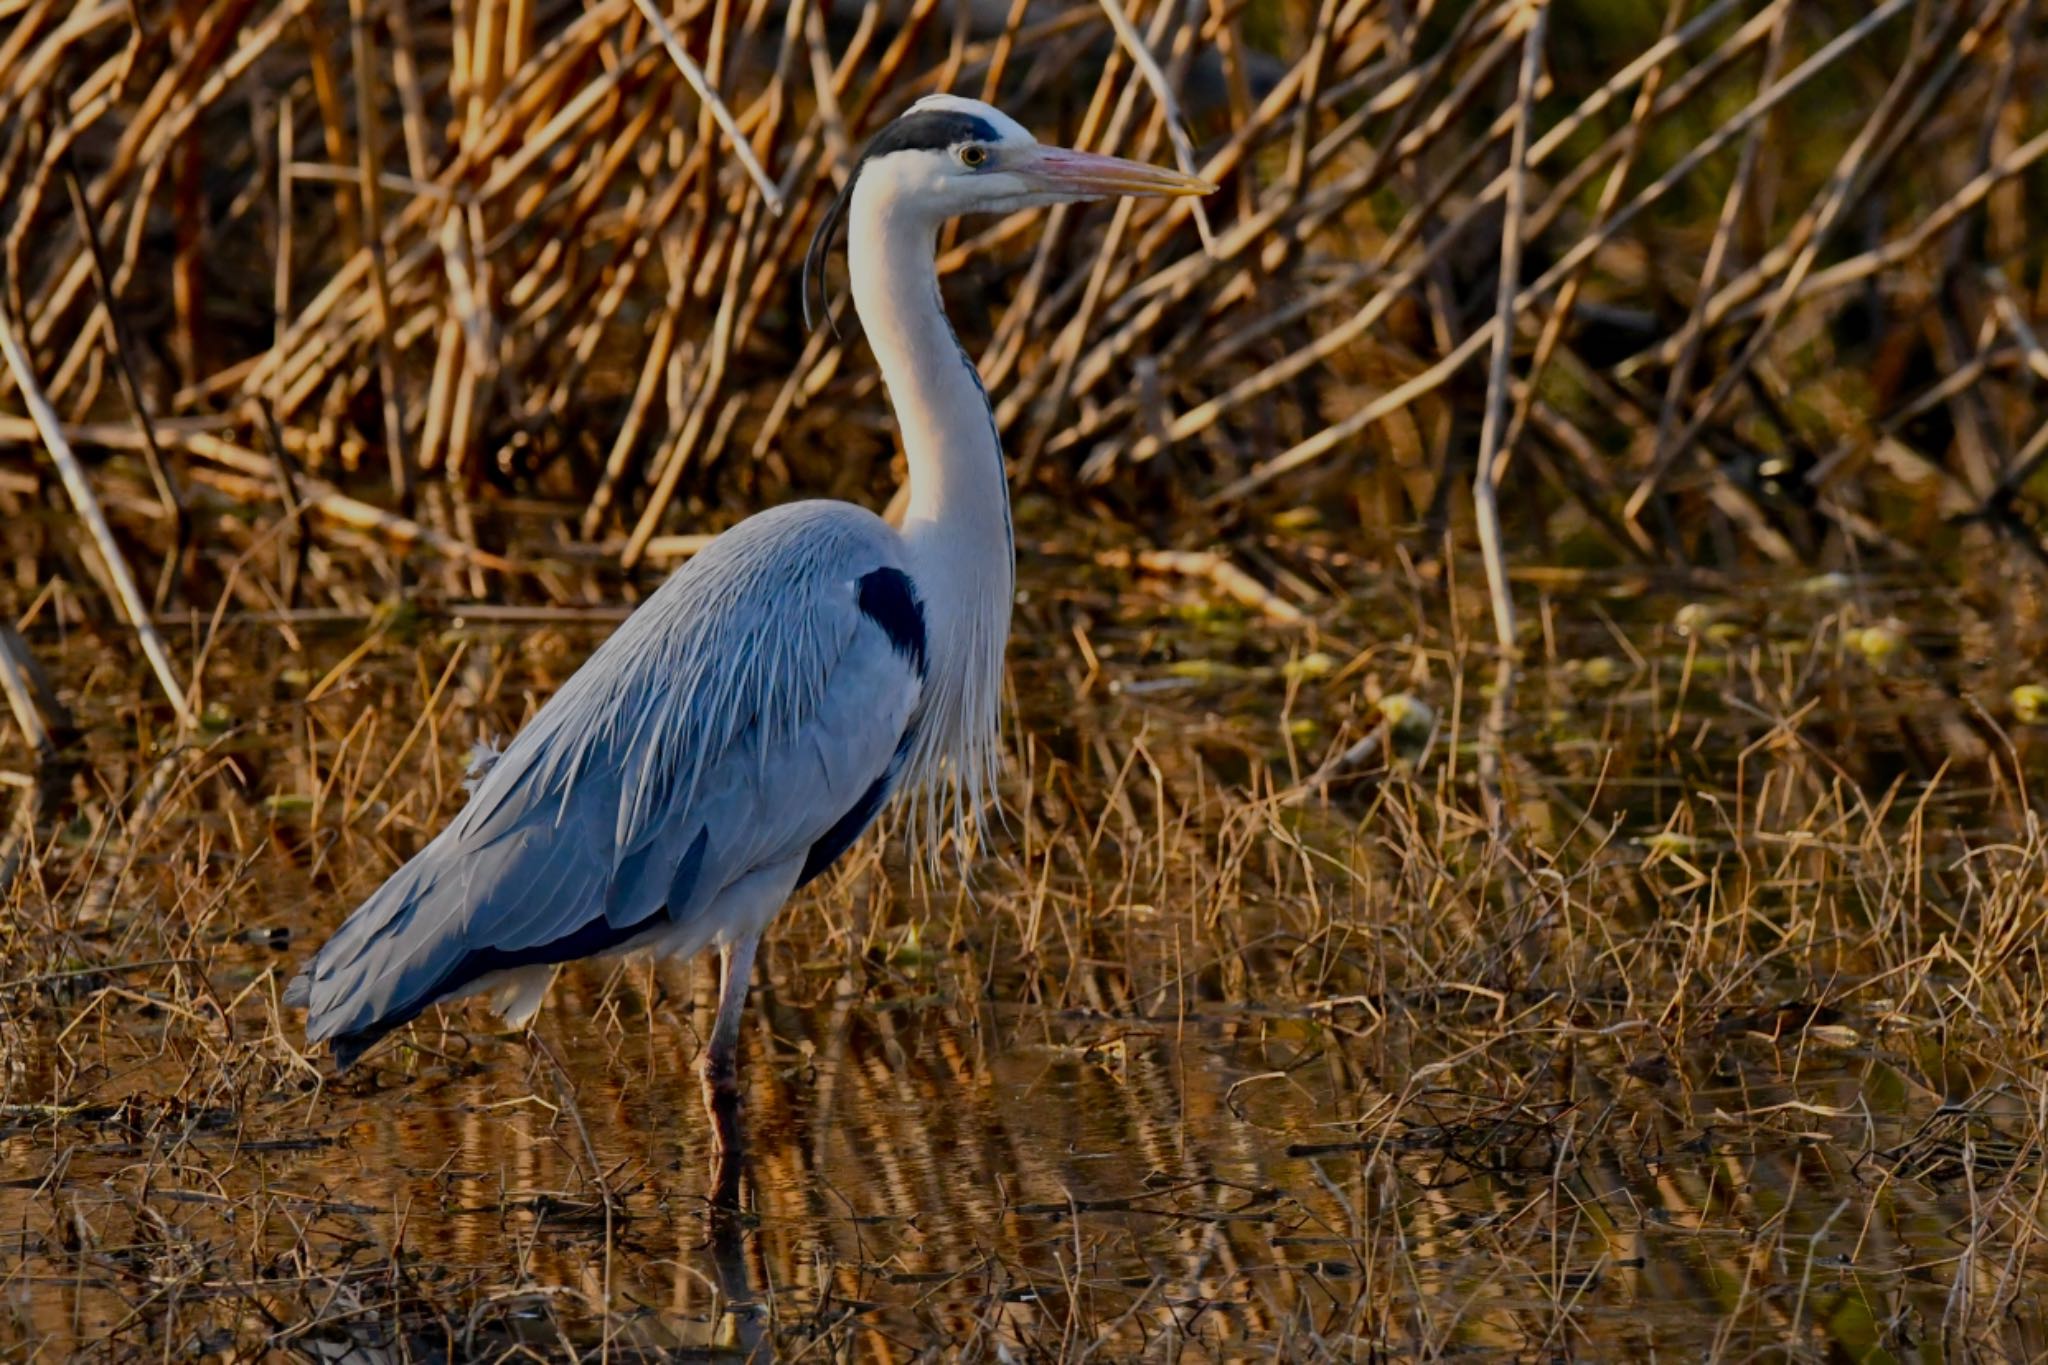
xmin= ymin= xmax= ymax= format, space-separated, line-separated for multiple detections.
xmin=5 ymin=545 xmax=2048 ymax=1359
xmin=6 ymin=0 xmax=2048 ymax=1358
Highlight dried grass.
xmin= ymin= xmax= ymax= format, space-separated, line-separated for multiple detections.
xmin=1 ymin=562 xmax=2046 ymax=1356
xmin=0 ymin=0 xmax=2041 ymax=582
xmin=3 ymin=0 xmax=2048 ymax=1358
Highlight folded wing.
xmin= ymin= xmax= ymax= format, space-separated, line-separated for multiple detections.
xmin=286 ymin=501 xmax=926 ymax=1063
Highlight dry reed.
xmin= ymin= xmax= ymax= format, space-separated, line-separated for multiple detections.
xmin=3 ymin=0 xmax=2048 ymax=1358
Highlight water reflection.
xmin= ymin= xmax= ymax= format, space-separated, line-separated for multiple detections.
xmin=167 ymin=944 xmax=2024 ymax=1360
xmin=4 ymin=570 xmax=2047 ymax=1357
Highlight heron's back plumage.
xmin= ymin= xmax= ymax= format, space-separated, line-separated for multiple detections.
xmin=288 ymin=501 xmax=926 ymax=1064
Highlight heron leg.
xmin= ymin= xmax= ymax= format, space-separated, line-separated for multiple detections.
xmin=700 ymin=931 xmax=759 ymax=1101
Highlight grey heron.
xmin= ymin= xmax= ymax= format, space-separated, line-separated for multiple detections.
xmin=285 ymin=96 xmax=1212 ymax=1103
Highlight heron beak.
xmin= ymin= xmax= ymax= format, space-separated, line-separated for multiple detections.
xmin=1016 ymin=146 xmax=1216 ymax=199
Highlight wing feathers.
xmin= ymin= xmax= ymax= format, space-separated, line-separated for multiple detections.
xmin=290 ymin=502 xmax=924 ymax=1063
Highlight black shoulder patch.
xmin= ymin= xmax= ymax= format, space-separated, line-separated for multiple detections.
xmin=857 ymin=567 xmax=927 ymax=678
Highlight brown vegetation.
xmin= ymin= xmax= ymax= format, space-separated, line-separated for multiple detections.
xmin=4 ymin=0 xmax=2048 ymax=1357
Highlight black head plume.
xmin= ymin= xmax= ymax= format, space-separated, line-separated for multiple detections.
xmin=802 ymin=176 xmax=853 ymax=338
xmin=800 ymin=106 xmax=1004 ymax=338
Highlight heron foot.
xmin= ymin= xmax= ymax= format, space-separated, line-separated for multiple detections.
xmin=699 ymin=1050 xmax=741 ymax=1099
xmin=700 ymin=1059 xmax=746 ymax=1213
xmin=699 ymin=1051 xmax=744 ymax=1160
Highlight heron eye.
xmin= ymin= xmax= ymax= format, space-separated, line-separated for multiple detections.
xmin=958 ymin=144 xmax=989 ymax=168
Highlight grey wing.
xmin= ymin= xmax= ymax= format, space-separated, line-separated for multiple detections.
xmin=285 ymin=502 xmax=925 ymax=1063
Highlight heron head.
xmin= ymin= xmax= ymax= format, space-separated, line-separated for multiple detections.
xmin=803 ymin=94 xmax=1215 ymax=330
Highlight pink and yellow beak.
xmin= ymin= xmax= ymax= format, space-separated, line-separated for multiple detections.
xmin=1013 ymin=145 xmax=1216 ymax=199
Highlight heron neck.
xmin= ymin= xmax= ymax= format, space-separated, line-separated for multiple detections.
xmin=848 ymin=199 xmax=1014 ymax=560
xmin=847 ymin=186 xmax=1013 ymax=829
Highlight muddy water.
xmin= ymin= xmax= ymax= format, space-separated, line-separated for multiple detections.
xmin=4 ymin=561 xmax=2047 ymax=1359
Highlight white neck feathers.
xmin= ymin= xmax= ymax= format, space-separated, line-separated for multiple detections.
xmin=847 ymin=171 xmax=1014 ymax=848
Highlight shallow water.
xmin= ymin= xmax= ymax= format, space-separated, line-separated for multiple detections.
xmin=4 ymin=557 xmax=2047 ymax=1359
